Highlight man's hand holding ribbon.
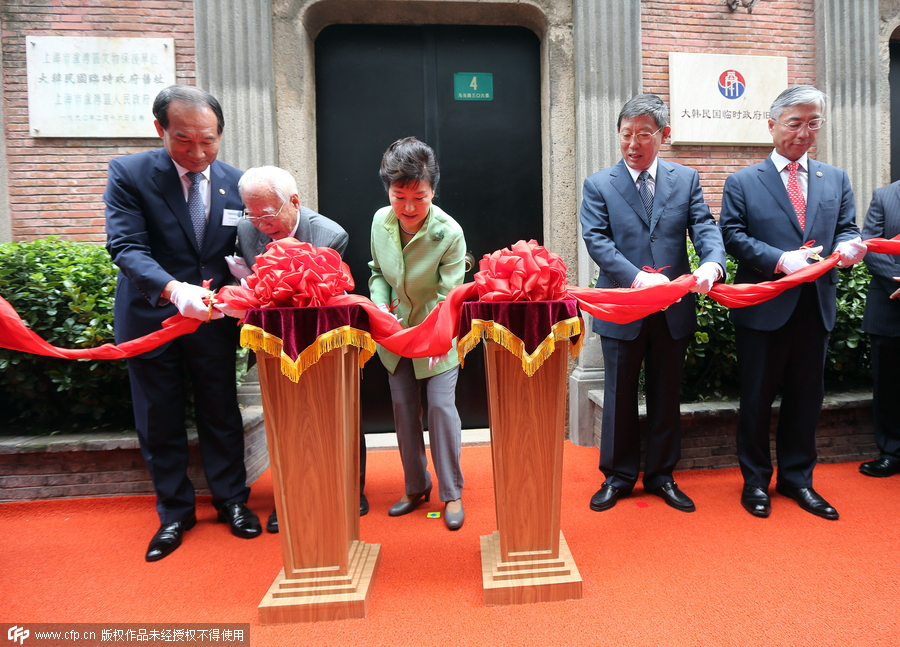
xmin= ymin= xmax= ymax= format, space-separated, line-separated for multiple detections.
xmin=169 ymin=282 xmax=223 ymax=321
xmin=835 ymin=236 xmax=867 ymax=268
xmin=776 ymin=245 xmax=824 ymax=275
xmin=689 ymin=262 xmax=723 ymax=295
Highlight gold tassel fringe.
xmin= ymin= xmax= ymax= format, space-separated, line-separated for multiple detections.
xmin=240 ymin=324 xmax=376 ymax=383
xmin=456 ymin=316 xmax=583 ymax=377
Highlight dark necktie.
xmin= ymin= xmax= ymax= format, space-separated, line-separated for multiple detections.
xmin=786 ymin=161 xmax=806 ymax=230
xmin=186 ymin=171 xmax=206 ymax=248
xmin=638 ymin=170 xmax=653 ymax=218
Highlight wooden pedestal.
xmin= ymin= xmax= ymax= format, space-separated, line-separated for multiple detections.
xmin=256 ymin=346 xmax=381 ymax=624
xmin=481 ymin=341 xmax=582 ymax=606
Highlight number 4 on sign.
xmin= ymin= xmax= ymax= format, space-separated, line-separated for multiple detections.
xmin=470 ymin=76 xmax=478 ymax=91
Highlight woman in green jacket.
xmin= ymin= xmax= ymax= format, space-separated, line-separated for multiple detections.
xmin=368 ymin=137 xmax=468 ymax=530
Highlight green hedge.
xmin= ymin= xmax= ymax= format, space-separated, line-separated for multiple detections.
xmin=683 ymin=241 xmax=872 ymax=400
xmin=0 ymin=237 xmax=134 ymax=429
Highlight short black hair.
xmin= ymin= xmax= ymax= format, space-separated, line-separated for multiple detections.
xmin=379 ymin=137 xmax=440 ymax=194
xmin=152 ymin=85 xmax=225 ymax=134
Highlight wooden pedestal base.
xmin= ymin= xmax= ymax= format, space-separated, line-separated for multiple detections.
xmin=258 ymin=540 xmax=383 ymax=624
xmin=480 ymin=530 xmax=582 ymax=607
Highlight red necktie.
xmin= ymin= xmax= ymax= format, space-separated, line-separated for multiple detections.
xmin=786 ymin=161 xmax=806 ymax=230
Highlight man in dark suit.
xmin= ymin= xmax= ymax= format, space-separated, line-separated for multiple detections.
xmin=105 ymin=85 xmax=261 ymax=562
xmin=580 ymin=94 xmax=726 ymax=513
xmin=859 ymin=181 xmax=900 ymax=477
xmin=720 ymin=85 xmax=867 ymax=520
xmin=216 ymin=166 xmax=357 ymax=532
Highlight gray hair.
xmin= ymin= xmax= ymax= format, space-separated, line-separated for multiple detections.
xmin=238 ymin=166 xmax=299 ymax=204
xmin=770 ymin=85 xmax=827 ymax=121
xmin=617 ymin=94 xmax=669 ymax=130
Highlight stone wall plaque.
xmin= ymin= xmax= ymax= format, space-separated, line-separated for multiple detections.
xmin=25 ymin=36 xmax=176 ymax=138
xmin=668 ymin=52 xmax=787 ymax=146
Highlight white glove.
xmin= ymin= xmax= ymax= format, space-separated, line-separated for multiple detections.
xmin=169 ymin=282 xmax=222 ymax=321
xmin=429 ymin=351 xmax=450 ymax=370
xmin=776 ymin=246 xmax=823 ymax=275
xmin=225 ymin=255 xmax=252 ymax=281
xmin=689 ymin=262 xmax=723 ymax=295
xmin=631 ymin=270 xmax=670 ymax=289
xmin=214 ymin=302 xmax=246 ymax=320
xmin=377 ymin=303 xmax=402 ymax=324
xmin=835 ymin=237 xmax=867 ymax=268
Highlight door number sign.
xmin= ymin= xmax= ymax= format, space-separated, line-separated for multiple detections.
xmin=454 ymin=73 xmax=493 ymax=101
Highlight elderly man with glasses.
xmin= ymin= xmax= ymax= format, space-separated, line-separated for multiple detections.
xmin=580 ymin=93 xmax=726 ymax=514
xmin=229 ymin=166 xmax=348 ymax=276
xmin=720 ymin=85 xmax=866 ymax=521
xmin=223 ymin=165 xmax=353 ymax=533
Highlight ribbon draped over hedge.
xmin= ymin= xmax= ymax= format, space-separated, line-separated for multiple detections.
xmin=2 ymin=237 xmax=900 ymax=361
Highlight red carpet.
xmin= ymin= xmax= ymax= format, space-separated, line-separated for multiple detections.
xmin=3 ymin=443 xmax=900 ymax=646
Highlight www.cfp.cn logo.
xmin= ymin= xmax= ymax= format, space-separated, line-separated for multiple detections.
xmin=7 ymin=627 xmax=29 ymax=645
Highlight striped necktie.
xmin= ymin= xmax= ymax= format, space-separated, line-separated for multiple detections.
xmin=638 ymin=170 xmax=653 ymax=218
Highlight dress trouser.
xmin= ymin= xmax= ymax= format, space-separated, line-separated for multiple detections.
xmin=599 ymin=311 xmax=690 ymax=491
xmin=387 ymin=357 xmax=463 ymax=502
xmin=127 ymin=320 xmax=249 ymax=524
xmin=870 ymin=333 xmax=900 ymax=460
xmin=735 ymin=284 xmax=829 ymax=490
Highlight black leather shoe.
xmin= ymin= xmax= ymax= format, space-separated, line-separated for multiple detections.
xmin=217 ymin=502 xmax=262 ymax=538
xmin=860 ymin=455 xmax=900 ymax=478
xmin=360 ymin=492 xmax=369 ymax=516
xmin=590 ymin=484 xmax=627 ymax=511
xmin=388 ymin=487 xmax=432 ymax=517
xmin=266 ymin=509 xmax=278 ymax=533
xmin=775 ymin=484 xmax=839 ymax=520
xmin=649 ymin=481 xmax=696 ymax=512
xmin=741 ymin=485 xmax=771 ymax=518
xmin=146 ymin=512 xmax=196 ymax=562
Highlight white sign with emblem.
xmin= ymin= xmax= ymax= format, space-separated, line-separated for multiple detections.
xmin=26 ymin=36 xmax=176 ymax=138
xmin=668 ymin=52 xmax=788 ymax=146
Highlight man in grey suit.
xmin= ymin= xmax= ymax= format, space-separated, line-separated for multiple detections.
xmin=859 ymin=181 xmax=900 ymax=477
xmin=217 ymin=165 xmax=356 ymax=532
xmin=229 ymin=165 xmax=348 ymax=270
xmin=720 ymin=85 xmax=867 ymax=520
xmin=580 ymin=94 xmax=726 ymax=513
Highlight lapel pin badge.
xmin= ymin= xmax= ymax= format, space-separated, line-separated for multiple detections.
xmin=816 ymin=171 xmax=823 ymax=177
xmin=219 ymin=188 xmax=226 ymax=194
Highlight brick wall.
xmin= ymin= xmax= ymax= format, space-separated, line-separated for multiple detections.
xmin=642 ymin=0 xmax=817 ymax=217
xmin=1 ymin=0 xmax=196 ymax=243
xmin=1 ymin=1 xmax=819 ymax=241
xmin=0 ymin=408 xmax=267 ymax=502
xmin=591 ymin=391 xmax=876 ymax=471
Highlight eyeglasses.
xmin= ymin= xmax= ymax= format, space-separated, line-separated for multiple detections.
xmin=619 ymin=126 xmax=663 ymax=144
xmin=242 ymin=200 xmax=286 ymax=224
xmin=775 ymin=118 xmax=824 ymax=132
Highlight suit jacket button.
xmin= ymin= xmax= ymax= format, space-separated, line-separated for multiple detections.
xmin=650 ymin=236 xmax=657 ymax=242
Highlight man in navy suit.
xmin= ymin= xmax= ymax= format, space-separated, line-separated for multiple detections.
xmin=105 ymin=85 xmax=261 ymax=562
xmin=580 ymin=94 xmax=726 ymax=513
xmin=720 ymin=85 xmax=867 ymax=520
xmin=859 ymin=181 xmax=900 ymax=477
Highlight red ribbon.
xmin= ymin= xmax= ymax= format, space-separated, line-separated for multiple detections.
xmin=4 ymin=237 xmax=900 ymax=361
